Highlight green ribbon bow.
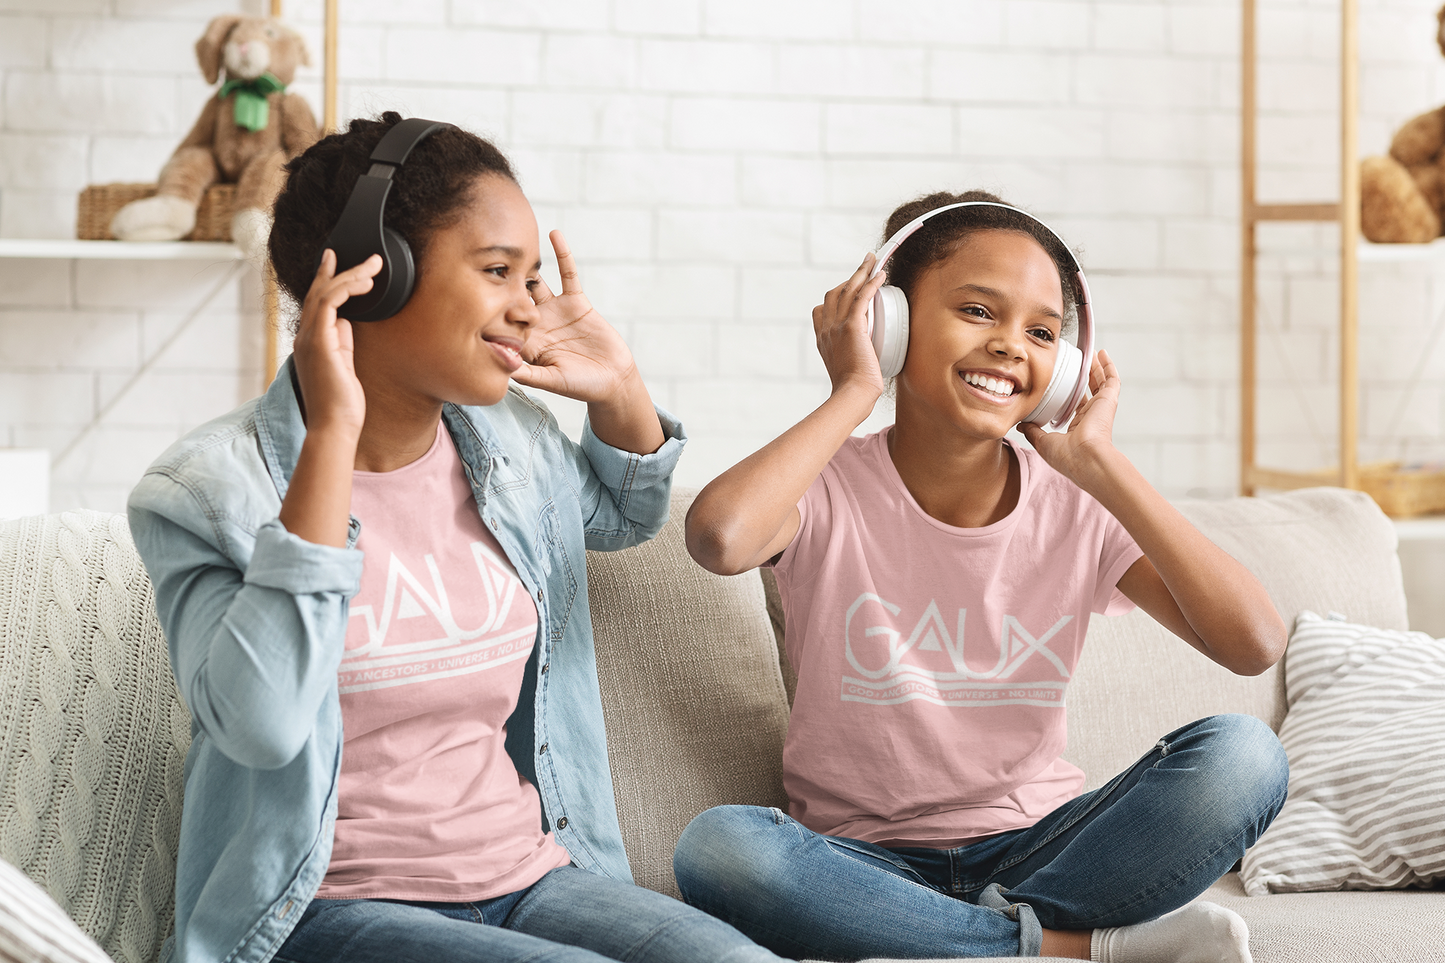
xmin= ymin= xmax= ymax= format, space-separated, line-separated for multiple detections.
xmin=219 ymin=72 xmax=285 ymax=132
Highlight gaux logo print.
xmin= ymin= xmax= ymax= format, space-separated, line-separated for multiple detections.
xmin=340 ymin=541 xmax=534 ymax=694
xmin=841 ymin=594 xmax=1072 ymax=708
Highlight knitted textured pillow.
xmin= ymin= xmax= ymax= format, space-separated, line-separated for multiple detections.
xmin=1240 ymin=610 xmax=1445 ymax=894
xmin=0 ymin=513 xmax=189 ymax=963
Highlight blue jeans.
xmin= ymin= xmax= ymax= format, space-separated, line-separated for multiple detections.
xmin=274 ymin=864 xmax=780 ymax=963
xmin=673 ymin=714 xmax=1288 ymax=960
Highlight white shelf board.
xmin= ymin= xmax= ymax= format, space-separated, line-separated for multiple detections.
xmin=0 ymin=238 xmax=242 ymax=260
xmin=1358 ymin=237 xmax=1445 ymax=263
xmin=1394 ymin=515 xmax=1445 ymax=541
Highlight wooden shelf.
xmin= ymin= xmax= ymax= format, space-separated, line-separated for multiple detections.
xmin=1358 ymin=237 xmax=1445 ymax=262
xmin=1241 ymin=0 xmax=1361 ymax=493
xmin=0 ymin=239 xmax=242 ymax=260
xmin=1243 ymin=467 xmax=1340 ymax=492
xmin=1394 ymin=515 xmax=1445 ymax=540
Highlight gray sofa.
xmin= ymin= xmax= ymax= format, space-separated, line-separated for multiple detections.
xmin=0 ymin=487 xmax=1442 ymax=963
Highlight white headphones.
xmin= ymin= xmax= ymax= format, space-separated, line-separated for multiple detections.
xmin=868 ymin=201 xmax=1095 ymax=429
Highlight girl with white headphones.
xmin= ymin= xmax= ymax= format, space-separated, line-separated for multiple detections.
xmin=676 ymin=191 xmax=1290 ymax=962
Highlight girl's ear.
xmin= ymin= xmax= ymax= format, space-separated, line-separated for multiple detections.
xmin=195 ymin=14 xmax=243 ymax=85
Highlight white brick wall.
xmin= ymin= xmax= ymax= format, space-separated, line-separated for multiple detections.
xmin=4 ymin=0 xmax=1445 ymax=515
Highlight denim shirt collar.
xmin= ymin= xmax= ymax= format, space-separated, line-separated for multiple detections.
xmin=253 ymin=357 xmax=308 ymax=503
xmin=255 ymin=357 xmax=511 ymax=501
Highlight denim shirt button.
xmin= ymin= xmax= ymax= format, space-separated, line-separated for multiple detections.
xmin=540 ymin=662 xmax=550 ymax=674
xmin=539 ymin=743 xmax=548 ymax=754
xmin=556 ymin=816 xmax=568 ymax=830
xmin=536 ymin=588 xmax=544 ymax=602
xmin=489 ymin=518 xmax=498 ymax=530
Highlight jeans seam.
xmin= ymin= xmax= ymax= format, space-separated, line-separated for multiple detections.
xmin=981 ymin=761 xmax=1140 ymax=884
xmin=1067 ymin=780 xmax=1288 ymax=928
xmin=613 ymin=915 xmax=691 ymax=962
xmin=826 ymin=837 xmax=937 ymax=889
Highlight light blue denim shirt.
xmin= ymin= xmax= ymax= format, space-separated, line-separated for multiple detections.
xmin=126 ymin=359 xmax=685 ymax=963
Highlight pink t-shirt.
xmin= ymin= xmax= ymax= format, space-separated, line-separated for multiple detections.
xmin=315 ymin=423 xmax=570 ymax=901
xmin=772 ymin=429 xmax=1143 ymax=848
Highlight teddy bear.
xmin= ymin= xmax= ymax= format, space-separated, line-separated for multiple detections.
xmin=1359 ymin=4 xmax=1445 ymax=243
xmin=110 ymin=15 xmax=320 ymax=260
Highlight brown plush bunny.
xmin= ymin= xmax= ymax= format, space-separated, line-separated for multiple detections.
xmin=110 ymin=15 xmax=320 ymax=260
xmin=1360 ymin=4 xmax=1445 ymax=242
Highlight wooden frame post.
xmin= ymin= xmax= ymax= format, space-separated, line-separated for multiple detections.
xmin=1241 ymin=0 xmax=1257 ymax=496
xmin=262 ymin=0 xmax=338 ymax=389
xmin=1239 ymin=0 xmax=1361 ymax=497
xmin=263 ymin=0 xmax=285 ymax=389
xmin=1340 ymin=0 xmax=1360 ymax=490
xmin=325 ymin=0 xmax=339 ymax=133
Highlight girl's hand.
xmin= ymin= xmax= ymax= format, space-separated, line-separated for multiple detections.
xmin=512 ymin=230 xmax=640 ymax=403
xmin=1019 ymin=348 xmax=1121 ymax=489
xmin=812 ymin=253 xmax=889 ymax=401
xmin=278 ymin=249 xmax=379 ymax=547
xmin=291 ymin=249 xmax=379 ymax=437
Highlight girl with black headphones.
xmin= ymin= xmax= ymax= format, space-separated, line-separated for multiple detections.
xmin=675 ymin=191 xmax=1290 ymax=962
xmin=126 ymin=114 xmax=781 ymax=963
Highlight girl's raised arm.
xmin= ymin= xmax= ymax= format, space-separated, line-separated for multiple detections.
xmin=278 ymin=248 xmax=380 ymax=547
xmin=686 ymin=255 xmax=888 ymax=576
xmin=1022 ymin=351 xmax=1287 ymax=676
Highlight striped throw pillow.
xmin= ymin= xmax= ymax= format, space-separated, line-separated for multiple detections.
xmin=1239 ymin=611 xmax=1445 ymax=895
xmin=0 ymin=858 xmax=113 ymax=963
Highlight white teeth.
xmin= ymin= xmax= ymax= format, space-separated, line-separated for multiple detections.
xmin=964 ymin=372 xmax=1014 ymax=397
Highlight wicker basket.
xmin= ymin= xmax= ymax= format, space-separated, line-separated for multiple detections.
xmin=1359 ymin=462 xmax=1445 ymax=518
xmin=76 ymin=182 xmax=237 ymax=241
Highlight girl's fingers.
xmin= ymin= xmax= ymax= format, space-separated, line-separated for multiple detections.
xmin=531 ymin=275 xmax=555 ymax=305
xmin=549 ymin=230 xmax=583 ymax=295
xmin=841 ymin=252 xmax=878 ymax=299
xmin=821 ymin=255 xmax=883 ymax=321
xmin=853 ymin=268 xmax=888 ymax=309
xmin=1090 ymin=349 xmax=1119 ymax=396
xmin=315 ymin=247 xmax=336 ymax=280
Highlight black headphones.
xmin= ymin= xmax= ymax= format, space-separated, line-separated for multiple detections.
xmin=324 ymin=117 xmax=452 ymax=323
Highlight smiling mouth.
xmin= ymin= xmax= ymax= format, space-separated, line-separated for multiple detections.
xmin=484 ymin=335 xmax=525 ymax=371
xmin=961 ymin=371 xmax=1018 ymax=398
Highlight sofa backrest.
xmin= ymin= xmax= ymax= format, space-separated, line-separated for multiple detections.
xmin=586 ymin=491 xmax=790 ymax=897
xmin=0 ymin=512 xmax=187 ymax=963
xmin=0 ymin=486 xmax=1410 ymax=941
xmin=590 ymin=487 xmax=1408 ymax=893
xmin=1063 ymin=487 xmax=1408 ymax=789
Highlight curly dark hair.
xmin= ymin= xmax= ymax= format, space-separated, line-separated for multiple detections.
xmin=267 ymin=111 xmax=516 ymax=323
xmin=880 ymin=189 xmax=1079 ymax=336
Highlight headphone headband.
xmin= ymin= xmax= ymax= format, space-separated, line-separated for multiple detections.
xmin=369 ymin=117 xmax=450 ymax=167
xmin=870 ymin=201 xmax=1085 ymax=303
xmin=325 ymin=117 xmax=453 ymax=323
xmin=867 ymin=200 xmax=1095 ymax=429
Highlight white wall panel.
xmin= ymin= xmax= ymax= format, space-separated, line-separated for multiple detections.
xmin=2 ymin=0 xmax=1444 ymax=516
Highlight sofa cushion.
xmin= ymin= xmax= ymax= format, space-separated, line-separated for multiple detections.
xmin=1064 ymin=488 xmax=1407 ymax=790
xmin=1239 ymin=611 xmax=1445 ymax=895
xmin=1202 ymin=872 xmax=1445 ymax=962
xmin=0 ymin=855 xmax=115 ymax=963
xmin=588 ymin=490 xmax=790 ymax=898
xmin=0 ymin=513 xmax=189 ymax=963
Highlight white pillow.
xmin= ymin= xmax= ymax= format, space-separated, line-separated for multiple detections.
xmin=0 ymin=858 xmax=112 ymax=963
xmin=1240 ymin=611 xmax=1445 ymax=895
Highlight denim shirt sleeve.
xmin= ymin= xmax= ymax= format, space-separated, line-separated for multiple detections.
xmin=574 ymin=404 xmax=687 ymax=552
xmin=128 ymin=473 xmax=363 ymax=770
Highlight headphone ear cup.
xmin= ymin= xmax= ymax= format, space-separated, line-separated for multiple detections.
xmin=343 ymin=228 xmax=415 ymax=324
xmin=375 ymin=227 xmax=416 ymax=319
xmin=1022 ymin=338 xmax=1083 ymax=428
xmin=871 ymin=284 xmax=910 ymax=378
